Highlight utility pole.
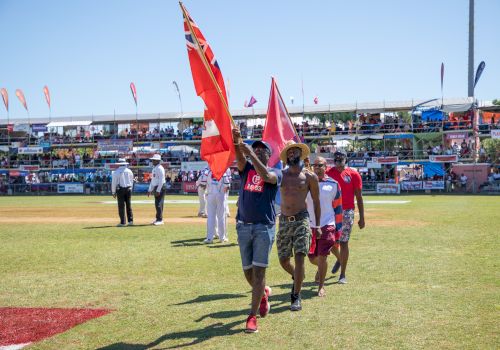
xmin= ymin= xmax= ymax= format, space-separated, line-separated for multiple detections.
xmin=468 ymin=0 xmax=474 ymax=97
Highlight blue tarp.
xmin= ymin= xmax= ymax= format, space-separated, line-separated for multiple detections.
xmin=399 ymin=161 xmax=444 ymax=177
xmin=384 ymin=134 xmax=414 ymax=139
xmin=421 ymin=109 xmax=444 ymax=121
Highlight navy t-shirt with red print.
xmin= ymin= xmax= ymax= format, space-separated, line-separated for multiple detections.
xmin=236 ymin=162 xmax=282 ymax=225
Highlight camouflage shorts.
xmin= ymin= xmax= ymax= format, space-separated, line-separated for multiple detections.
xmin=339 ymin=209 xmax=355 ymax=242
xmin=277 ymin=214 xmax=312 ymax=259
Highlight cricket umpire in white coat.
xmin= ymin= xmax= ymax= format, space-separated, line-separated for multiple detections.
xmin=203 ymin=169 xmax=231 ymax=243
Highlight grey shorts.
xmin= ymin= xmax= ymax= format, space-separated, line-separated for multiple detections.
xmin=339 ymin=209 xmax=355 ymax=242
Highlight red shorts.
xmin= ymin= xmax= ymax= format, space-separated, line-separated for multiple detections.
xmin=308 ymin=225 xmax=338 ymax=257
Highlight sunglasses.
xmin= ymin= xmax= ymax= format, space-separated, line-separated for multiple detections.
xmin=312 ymin=164 xmax=326 ymax=168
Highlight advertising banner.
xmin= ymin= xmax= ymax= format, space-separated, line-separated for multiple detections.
xmin=376 ymin=183 xmax=400 ymax=194
xmin=181 ymin=161 xmax=208 ymax=172
xmin=132 ymin=183 xmax=149 ymax=193
xmin=492 ymin=130 xmax=500 ymax=139
xmin=349 ymin=159 xmax=366 ymax=167
xmin=18 ymin=147 xmax=43 ymax=154
xmin=422 ymin=181 xmax=445 ymax=190
xmin=400 ymin=181 xmax=423 ymax=190
xmin=19 ymin=165 xmax=40 ymax=171
xmin=445 ymin=132 xmax=468 ymax=140
xmin=182 ymin=181 xmax=198 ymax=193
xmin=429 ymin=155 xmax=458 ymax=163
xmin=372 ymin=156 xmax=399 ymax=165
xmin=57 ymin=183 xmax=84 ymax=193
xmin=32 ymin=124 xmax=48 ymax=132
xmin=13 ymin=124 xmax=30 ymax=133
xmin=97 ymin=139 xmax=133 ymax=152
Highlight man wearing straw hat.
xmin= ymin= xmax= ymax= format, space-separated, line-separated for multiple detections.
xmin=278 ymin=141 xmax=321 ymax=311
xmin=111 ymin=158 xmax=134 ymax=227
xmin=148 ymin=154 xmax=166 ymax=225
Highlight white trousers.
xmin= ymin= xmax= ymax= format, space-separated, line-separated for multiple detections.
xmin=206 ymin=192 xmax=227 ymax=241
xmin=225 ymin=191 xmax=229 ymax=215
xmin=198 ymin=187 xmax=207 ymax=215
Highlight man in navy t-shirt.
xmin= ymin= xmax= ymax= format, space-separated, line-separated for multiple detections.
xmin=232 ymin=128 xmax=282 ymax=333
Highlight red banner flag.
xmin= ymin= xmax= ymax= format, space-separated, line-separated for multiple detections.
xmin=262 ymin=77 xmax=300 ymax=167
xmin=43 ymin=86 xmax=51 ymax=109
xmin=247 ymin=95 xmax=257 ymax=107
xmin=180 ymin=2 xmax=235 ymax=180
xmin=130 ymin=82 xmax=137 ymax=106
xmin=15 ymin=89 xmax=28 ymax=112
xmin=0 ymin=88 xmax=8 ymax=112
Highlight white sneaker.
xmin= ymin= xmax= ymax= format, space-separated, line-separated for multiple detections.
xmin=128 ymin=222 xmax=134 ymax=226
xmin=338 ymin=277 xmax=347 ymax=284
xmin=116 ymin=223 xmax=126 ymax=227
xmin=153 ymin=221 xmax=164 ymax=226
xmin=203 ymin=239 xmax=213 ymax=244
xmin=220 ymin=238 xmax=229 ymax=243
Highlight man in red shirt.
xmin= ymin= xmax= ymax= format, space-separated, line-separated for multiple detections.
xmin=326 ymin=149 xmax=365 ymax=284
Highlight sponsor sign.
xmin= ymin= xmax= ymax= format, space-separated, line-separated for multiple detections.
xmin=39 ymin=141 xmax=52 ymax=148
xmin=20 ymin=165 xmax=40 ymax=171
xmin=18 ymin=147 xmax=43 ymax=154
xmin=372 ymin=156 xmax=399 ymax=165
xmin=181 ymin=161 xmax=209 ymax=172
xmin=376 ymin=183 xmax=400 ymax=194
xmin=491 ymin=130 xmax=500 ymax=139
xmin=57 ymin=183 xmax=84 ymax=193
xmin=384 ymin=133 xmax=414 ymax=139
xmin=429 ymin=155 xmax=458 ymax=163
xmin=445 ymin=132 xmax=468 ymax=140
xmin=422 ymin=180 xmax=444 ymax=190
xmin=400 ymin=181 xmax=423 ymax=190
xmin=13 ymin=124 xmax=30 ymax=133
xmin=97 ymin=139 xmax=133 ymax=152
xmin=32 ymin=124 xmax=48 ymax=132
xmin=182 ymin=181 xmax=198 ymax=193
xmin=348 ymin=159 xmax=366 ymax=167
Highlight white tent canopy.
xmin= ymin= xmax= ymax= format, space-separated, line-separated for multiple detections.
xmin=47 ymin=121 xmax=92 ymax=127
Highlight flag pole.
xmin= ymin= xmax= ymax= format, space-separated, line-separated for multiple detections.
xmin=180 ymin=1 xmax=235 ymax=127
xmin=273 ymin=77 xmax=300 ymax=140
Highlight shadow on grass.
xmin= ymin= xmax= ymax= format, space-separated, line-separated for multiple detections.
xmin=172 ymin=293 xmax=246 ymax=306
xmin=96 ymin=319 xmax=243 ymax=349
xmin=170 ymin=238 xmax=205 ymax=247
xmin=83 ymin=224 xmax=151 ymax=229
xmin=207 ymin=243 xmax=238 ymax=249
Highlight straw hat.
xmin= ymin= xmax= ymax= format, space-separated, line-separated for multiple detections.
xmin=149 ymin=154 xmax=162 ymax=161
xmin=279 ymin=141 xmax=310 ymax=163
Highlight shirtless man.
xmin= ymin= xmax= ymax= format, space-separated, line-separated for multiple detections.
xmin=277 ymin=141 xmax=320 ymax=311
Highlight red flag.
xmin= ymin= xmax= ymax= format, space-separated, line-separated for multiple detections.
xmin=15 ymin=89 xmax=28 ymax=111
xmin=181 ymin=3 xmax=235 ymax=180
xmin=43 ymin=86 xmax=51 ymax=109
xmin=130 ymin=82 xmax=137 ymax=106
xmin=262 ymin=77 xmax=300 ymax=167
xmin=0 ymin=88 xmax=8 ymax=112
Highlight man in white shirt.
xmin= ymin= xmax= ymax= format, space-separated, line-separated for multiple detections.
xmin=460 ymin=173 xmax=468 ymax=191
xmin=306 ymin=157 xmax=343 ymax=297
xmin=202 ymin=169 xmax=231 ymax=243
xmin=147 ymin=154 xmax=166 ymax=225
xmin=111 ymin=158 xmax=134 ymax=227
xmin=196 ymin=168 xmax=208 ymax=218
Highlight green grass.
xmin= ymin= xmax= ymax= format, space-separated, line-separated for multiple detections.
xmin=0 ymin=195 xmax=499 ymax=349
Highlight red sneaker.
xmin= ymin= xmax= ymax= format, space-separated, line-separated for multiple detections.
xmin=245 ymin=314 xmax=258 ymax=333
xmin=259 ymin=286 xmax=272 ymax=317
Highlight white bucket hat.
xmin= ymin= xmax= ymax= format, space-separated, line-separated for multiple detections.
xmin=116 ymin=158 xmax=129 ymax=165
xmin=149 ymin=154 xmax=162 ymax=161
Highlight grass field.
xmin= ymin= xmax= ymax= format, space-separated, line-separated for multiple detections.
xmin=0 ymin=195 xmax=499 ymax=349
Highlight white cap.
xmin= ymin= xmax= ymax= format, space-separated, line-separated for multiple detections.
xmin=149 ymin=154 xmax=162 ymax=161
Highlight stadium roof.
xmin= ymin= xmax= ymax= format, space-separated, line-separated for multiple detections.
xmin=4 ymin=97 xmax=494 ymax=125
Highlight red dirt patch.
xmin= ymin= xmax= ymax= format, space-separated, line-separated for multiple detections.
xmin=0 ymin=307 xmax=111 ymax=346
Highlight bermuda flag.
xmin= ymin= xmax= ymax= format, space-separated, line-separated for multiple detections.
xmin=180 ymin=2 xmax=234 ymax=180
xmin=262 ymin=77 xmax=300 ymax=168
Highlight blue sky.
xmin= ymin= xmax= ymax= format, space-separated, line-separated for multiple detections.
xmin=0 ymin=0 xmax=498 ymax=119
